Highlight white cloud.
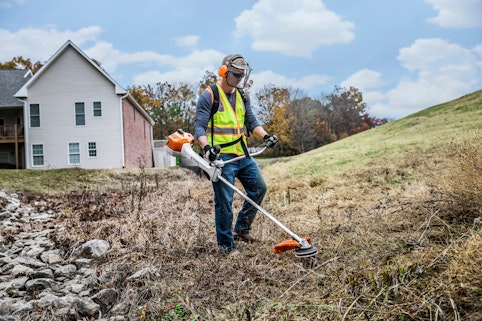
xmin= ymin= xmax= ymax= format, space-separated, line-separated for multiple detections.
xmin=174 ymin=35 xmax=200 ymax=48
xmin=250 ymin=70 xmax=330 ymax=94
xmin=133 ymin=67 xmax=203 ymax=87
xmin=0 ymin=26 xmax=224 ymax=87
xmin=84 ymin=41 xmax=173 ymax=73
xmin=398 ymin=38 xmax=475 ymax=72
xmin=0 ymin=26 xmax=103 ymax=62
xmin=235 ymin=0 xmax=355 ymax=57
xmin=474 ymin=43 xmax=482 ymax=58
xmin=340 ymin=69 xmax=383 ymax=91
xmin=132 ymin=50 xmax=225 ymax=86
xmin=362 ymin=38 xmax=480 ymax=119
xmin=425 ymin=0 xmax=482 ymax=28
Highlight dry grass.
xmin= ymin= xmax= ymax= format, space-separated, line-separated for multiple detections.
xmin=17 ymin=132 xmax=479 ymax=321
xmin=2 ymin=90 xmax=481 ymax=320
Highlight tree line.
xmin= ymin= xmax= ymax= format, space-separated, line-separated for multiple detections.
xmin=2 ymin=56 xmax=387 ymax=156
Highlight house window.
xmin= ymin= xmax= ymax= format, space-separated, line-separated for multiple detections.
xmin=88 ymin=142 xmax=97 ymax=157
xmin=32 ymin=144 xmax=44 ymax=166
xmin=75 ymin=102 xmax=85 ymax=125
xmin=30 ymin=104 xmax=40 ymax=127
xmin=93 ymin=101 xmax=102 ymax=117
xmin=68 ymin=142 xmax=80 ymax=165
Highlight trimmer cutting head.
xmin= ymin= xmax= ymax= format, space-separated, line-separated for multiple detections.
xmin=273 ymin=237 xmax=318 ymax=258
xmin=294 ymin=244 xmax=318 ymax=258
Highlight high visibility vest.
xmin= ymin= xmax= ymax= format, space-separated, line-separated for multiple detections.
xmin=207 ymin=85 xmax=247 ymax=155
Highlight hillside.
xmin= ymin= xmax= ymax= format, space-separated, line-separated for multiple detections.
xmin=0 ymin=90 xmax=481 ymax=320
xmin=261 ymin=89 xmax=481 ymax=227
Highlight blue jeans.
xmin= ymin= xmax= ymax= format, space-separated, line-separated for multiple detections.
xmin=212 ymin=154 xmax=267 ymax=253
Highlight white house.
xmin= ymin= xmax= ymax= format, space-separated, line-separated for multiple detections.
xmin=1 ymin=40 xmax=155 ymax=169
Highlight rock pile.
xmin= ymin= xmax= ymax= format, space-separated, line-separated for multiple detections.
xmin=0 ymin=190 xmax=124 ymax=320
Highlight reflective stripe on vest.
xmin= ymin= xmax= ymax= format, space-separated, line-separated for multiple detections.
xmin=207 ymin=85 xmax=247 ymax=155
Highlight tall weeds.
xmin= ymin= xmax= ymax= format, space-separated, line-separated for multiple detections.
xmin=8 ymin=131 xmax=481 ymax=320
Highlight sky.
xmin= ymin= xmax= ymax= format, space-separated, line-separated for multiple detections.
xmin=1 ymin=0 xmax=481 ymax=119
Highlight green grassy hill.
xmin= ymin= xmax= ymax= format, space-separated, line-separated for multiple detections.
xmin=0 ymin=90 xmax=481 ymax=320
xmin=264 ymin=89 xmax=481 ymax=181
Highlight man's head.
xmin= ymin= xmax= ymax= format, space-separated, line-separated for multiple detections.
xmin=218 ymin=54 xmax=252 ymax=89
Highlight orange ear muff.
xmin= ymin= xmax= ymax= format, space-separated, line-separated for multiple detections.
xmin=218 ymin=54 xmax=244 ymax=78
xmin=218 ymin=65 xmax=228 ymax=78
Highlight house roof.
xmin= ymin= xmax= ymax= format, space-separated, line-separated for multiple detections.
xmin=0 ymin=69 xmax=32 ymax=108
xmin=15 ymin=40 xmax=127 ymax=98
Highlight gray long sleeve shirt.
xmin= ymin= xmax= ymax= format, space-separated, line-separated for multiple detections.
xmin=194 ymin=87 xmax=262 ymax=140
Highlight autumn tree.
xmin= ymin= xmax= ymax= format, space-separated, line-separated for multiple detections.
xmin=133 ymin=82 xmax=196 ymax=140
xmin=197 ymin=71 xmax=218 ymax=95
xmin=254 ymin=84 xmax=293 ymax=155
xmin=288 ymin=95 xmax=331 ymax=154
xmin=363 ymin=114 xmax=388 ymax=128
xmin=0 ymin=56 xmax=43 ymax=73
xmin=323 ymin=86 xmax=369 ymax=140
xmin=175 ymin=82 xmax=197 ymax=134
xmin=128 ymin=85 xmax=155 ymax=112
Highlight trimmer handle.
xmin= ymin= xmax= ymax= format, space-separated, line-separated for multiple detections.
xmin=220 ymin=146 xmax=267 ymax=165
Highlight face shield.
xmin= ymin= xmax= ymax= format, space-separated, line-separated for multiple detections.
xmin=226 ymin=56 xmax=252 ymax=89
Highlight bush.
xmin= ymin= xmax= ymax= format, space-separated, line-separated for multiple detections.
xmin=437 ymin=135 xmax=482 ymax=222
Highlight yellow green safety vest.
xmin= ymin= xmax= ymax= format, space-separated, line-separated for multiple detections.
xmin=207 ymin=84 xmax=247 ymax=156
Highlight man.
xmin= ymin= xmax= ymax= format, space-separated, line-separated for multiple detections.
xmin=194 ymin=54 xmax=278 ymax=254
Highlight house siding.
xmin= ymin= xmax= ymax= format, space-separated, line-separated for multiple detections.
xmin=25 ymin=46 xmax=124 ymax=169
xmin=122 ymin=99 xmax=153 ymax=168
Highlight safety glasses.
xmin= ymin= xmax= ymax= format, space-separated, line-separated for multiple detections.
xmin=231 ymin=72 xmax=245 ymax=79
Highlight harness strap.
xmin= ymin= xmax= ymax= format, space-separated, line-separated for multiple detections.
xmin=208 ymin=84 xmax=219 ymax=147
xmin=218 ymin=136 xmax=250 ymax=158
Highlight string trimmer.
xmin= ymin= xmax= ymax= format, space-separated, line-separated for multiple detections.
xmin=166 ymin=129 xmax=318 ymax=258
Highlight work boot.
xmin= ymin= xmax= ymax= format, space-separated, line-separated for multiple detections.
xmin=233 ymin=232 xmax=256 ymax=243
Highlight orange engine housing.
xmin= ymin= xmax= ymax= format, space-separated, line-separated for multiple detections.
xmin=167 ymin=130 xmax=194 ymax=152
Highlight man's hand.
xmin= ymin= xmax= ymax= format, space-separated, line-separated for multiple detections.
xmin=263 ymin=135 xmax=279 ymax=148
xmin=204 ymin=145 xmax=221 ymax=161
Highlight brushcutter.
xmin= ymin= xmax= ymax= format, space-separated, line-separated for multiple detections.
xmin=165 ymin=129 xmax=318 ymax=258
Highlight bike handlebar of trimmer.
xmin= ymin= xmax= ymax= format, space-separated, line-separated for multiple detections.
xmin=215 ymin=145 xmax=267 ymax=165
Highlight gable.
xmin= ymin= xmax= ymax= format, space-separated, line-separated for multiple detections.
xmin=15 ymin=40 xmax=126 ymax=98
xmin=27 ymin=46 xmax=118 ymax=96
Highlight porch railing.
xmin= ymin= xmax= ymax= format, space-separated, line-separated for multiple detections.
xmin=0 ymin=125 xmax=24 ymax=141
